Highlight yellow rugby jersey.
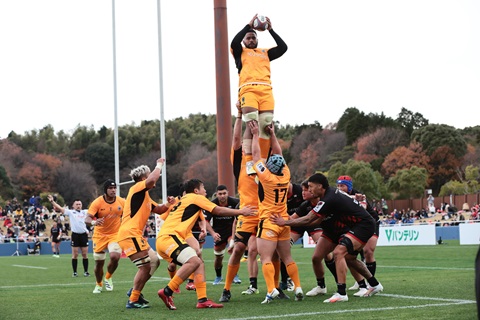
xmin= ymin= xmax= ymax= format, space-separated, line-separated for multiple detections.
xmin=253 ymin=159 xmax=291 ymax=220
xmin=158 ymin=193 xmax=215 ymax=239
xmin=87 ymin=195 xmax=124 ymax=236
xmin=158 ymin=197 xmax=179 ymax=221
xmin=235 ymin=48 xmax=271 ymax=87
xmin=117 ymin=180 xmax=159 ymax=241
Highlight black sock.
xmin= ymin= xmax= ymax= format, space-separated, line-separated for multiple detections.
xmin=280 ymin=261 xmax=288 ymax=283
xmin=164 ymin=286 xmax=173 ymax=296
xmin=243 ymin=250 xmax=248 ymax=258
xmin=250 ymin=277 xmax=258 ymax=288
xmin=198 ymin=297 xmax=207 ymax=303
xmin=215 ymin=267 xmax=222 ymax=278
xmin=367 ymin=276 xmax=379 ymax=287
xmin=72 ymin=258 xmax=77 ymax=272
xmin=316 ymin=278 xmax=326 ymax=288
xmin=83 ymin=258 xmax=89 ymax=272
xmin=366 ymin=261 xmax=377 ymax=276
xmin=337 ymin=283 xmax=347 ymax=295
xmin=358 ymin=279 xmax=367 ymax=289
xmin=325 ymin=258 xmax=338 ymax=283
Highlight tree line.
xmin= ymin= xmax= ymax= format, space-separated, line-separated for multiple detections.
xmin=1 ymin=107 xmax=479 ymax=208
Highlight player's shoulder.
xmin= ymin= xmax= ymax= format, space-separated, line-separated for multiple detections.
xmin=254 ymin=160 xmax=268 ymax=175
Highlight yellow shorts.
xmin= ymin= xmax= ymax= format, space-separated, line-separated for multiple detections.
xmin=239 ymin=85 xmax=274 ymax=112
xmin=236 ymin=215 xmax=259 ymax=234
xmin=156 ymin=234 xmax=188 ymax=263
xmin=92 ymin=233 xmax=118 ymax=253
xmin=257 ymin=219 xmax=291 ymax=241
xmin=118 ymin=237 xmax=150 ymax=257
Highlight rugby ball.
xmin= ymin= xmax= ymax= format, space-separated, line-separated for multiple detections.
xmin=253 ymin=15 xmax=269 ymax=31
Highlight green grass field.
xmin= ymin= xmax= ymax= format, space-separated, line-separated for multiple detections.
xmin=0 ymin=240 xmax=477 ymax=320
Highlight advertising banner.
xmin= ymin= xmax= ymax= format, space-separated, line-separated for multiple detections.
xmin=459 ymin=223 xmax=480 ymax=245
xmin=377 ymin=225 xmax=436 ymax=246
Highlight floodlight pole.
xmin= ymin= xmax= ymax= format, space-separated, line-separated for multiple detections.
xmin=156 ymin=0 xmax=167 ymax=202
xmin=112 ymin=0 xmax=121 ymax=194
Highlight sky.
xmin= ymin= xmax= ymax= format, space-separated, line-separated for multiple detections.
xmin=1 ymin=0 xmax=479 ymax=139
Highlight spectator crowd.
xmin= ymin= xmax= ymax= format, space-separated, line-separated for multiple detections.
xmin=0 ymin=196 xmax=73 ymax=244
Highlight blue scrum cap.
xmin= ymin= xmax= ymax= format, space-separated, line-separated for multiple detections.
xmin=266 ymin=154 xmax=285 ymax=175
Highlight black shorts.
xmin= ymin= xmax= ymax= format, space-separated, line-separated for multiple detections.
xmin=374 ymin=221 xmax=380 ymax=237
xmin=214 ymin=230 xmax=232 ymax=247
xmin=192 ymin=231 xmax=205 ymax=244
xmin=321 ymin=229 xmax=344 ymax=244
xmin=290 ymin=226 xmax=323 ymax=237
xmin=234 ymin=231 xmax=253 ymax=246
xmin=347 ymin=219 xmax=376 ymax=244
xmin=71 ymin=232 xmax=89 ymax=247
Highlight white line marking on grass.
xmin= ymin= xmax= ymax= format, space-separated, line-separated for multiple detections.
xmin=381 ymin=265 xmax=474 ymax=271
xmin=381 ymin=293 xmax=474 ymax=303
xmin=12 ymin=264 xmax=47 ymax=270
xmin=219 ymin=294 xmax=475 ymax=320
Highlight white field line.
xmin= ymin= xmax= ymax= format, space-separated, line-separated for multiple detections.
xmin=12 ymin=264 xmax=48 ymax=269
xmin=219 ymin=294 xmax=476 ymax=320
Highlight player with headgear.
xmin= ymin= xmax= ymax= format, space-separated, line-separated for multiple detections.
xmin=248 ymin=121 xmax=304 ymax=304
xmin=85 ymin=179 xmax=125 ymax=294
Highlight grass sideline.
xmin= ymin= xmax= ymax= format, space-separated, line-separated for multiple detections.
xmin=0 ymin=240 xmax=477 ymax=320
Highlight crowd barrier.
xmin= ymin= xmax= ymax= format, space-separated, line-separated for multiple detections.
xmin=303 ymin=223 xmax=480 ymax=248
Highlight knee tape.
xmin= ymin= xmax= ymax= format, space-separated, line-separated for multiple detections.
xmin=258 ymin=112 xmax=273 ymax=139
xmin=243 ymin=111 xmax=258 ymax=122
xmin=177 ymin=246 xmax=198 ymax=265
xmin=214 ymin=248 xmax=225 ymax=256
xmin=148 ymin=249 xmax=160 ymax=275
xmin=93 ymin=252 xmax=106 ymax=261
xmin=108 ymin=242 xmax=122 ymax=254
xmin=339 ymin=236 xmax=359 ymax=256
xmin=133 ymin=255 xmax=151 ymax=268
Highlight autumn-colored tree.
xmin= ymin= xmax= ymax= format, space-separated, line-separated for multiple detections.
xmin=428 ymin=145 xmax=462 ymax=195
xmin=462 ymin=144 xmax=480 ymax=170
xmin=294 ymin=144 xmax=320 ymax=182
xmin=381 ymin=142 xmax=431 ymax=178
xmin=55 ymin=159 xmax=97 ymax=206
xmin=354 ymin=127 xmax=409 ymax=163
xmin=183 ymin=154 xmax=218 ymax=196
xmin=289 ymin=129 xmax=346 ymax=182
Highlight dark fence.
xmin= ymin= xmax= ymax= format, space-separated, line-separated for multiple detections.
xmin=386 ymin=193 xmax=480 ymax=212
